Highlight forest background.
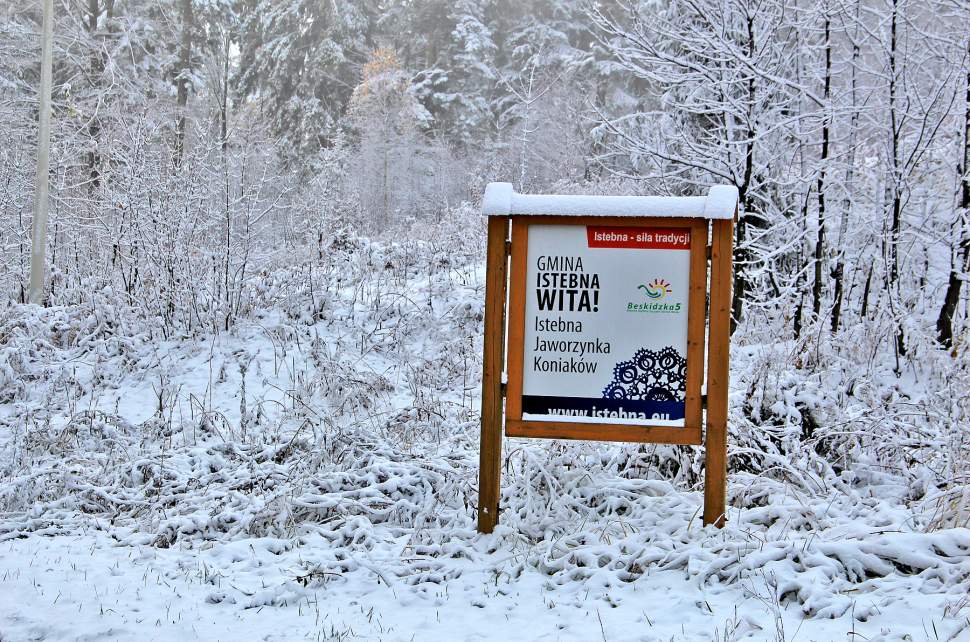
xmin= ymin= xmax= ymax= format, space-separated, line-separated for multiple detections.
xmin=1 ymin=0 xmax=969 ymax=357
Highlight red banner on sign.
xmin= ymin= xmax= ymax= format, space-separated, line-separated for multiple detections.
xmin=586 ymin=226 xmax=690 ymax=250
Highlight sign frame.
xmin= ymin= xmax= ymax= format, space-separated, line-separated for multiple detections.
xmin=504 ymin=215 xmax=708 ymax=445
xmin=476 ymin=183 xmax=737 ymax=534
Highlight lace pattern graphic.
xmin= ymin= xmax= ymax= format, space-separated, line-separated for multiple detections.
xmin=601 ymin=346 xmax=687 ymax=402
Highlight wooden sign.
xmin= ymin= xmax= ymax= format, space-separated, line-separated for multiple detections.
xmin=477 ymin=183 xmax=737 ymax=534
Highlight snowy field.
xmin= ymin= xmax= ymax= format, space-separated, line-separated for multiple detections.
xmin=1 ymin=229 xmax=968 ymax=641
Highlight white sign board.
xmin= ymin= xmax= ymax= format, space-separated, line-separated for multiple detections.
xmin=521 ymin=224 xmax=692 ymax=426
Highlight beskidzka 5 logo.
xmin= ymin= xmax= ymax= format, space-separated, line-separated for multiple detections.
xmin=639 ymin=278 xmax=671 ymax=299
xmin=628 ymin=278 xmax=682 ymax=313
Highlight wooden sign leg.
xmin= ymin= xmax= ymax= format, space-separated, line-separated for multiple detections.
xmin=478 ymin=215 xmax=509 ymax=534
xmin=704 ymin=216 xmax=734 ymax=527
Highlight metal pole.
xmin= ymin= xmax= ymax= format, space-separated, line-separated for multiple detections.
xmin=28 ymin=0 xmax=54 ymax=304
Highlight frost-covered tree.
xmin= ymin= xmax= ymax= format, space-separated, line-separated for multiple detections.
xmin=347 ymin=48 xmax=434 ymax=227
xmin=589 ymin=0 xmax=802 ymax=332
xmin=856 ymin=0 xmax=956 ymax=363
xmin=234 ymin=0 xmax=376 ymax=162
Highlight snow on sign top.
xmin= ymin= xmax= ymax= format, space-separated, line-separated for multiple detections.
xmin=481 ymin=182 xmax=738 ymax=219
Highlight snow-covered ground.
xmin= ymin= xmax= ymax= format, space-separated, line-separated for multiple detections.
xmin=1 ymin=526 xmax=965 ymax=642
xmin=1 ymin=229 xmax=968 ymax=641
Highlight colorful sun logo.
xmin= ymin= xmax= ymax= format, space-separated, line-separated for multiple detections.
xmin=639 ymin=278 xmax=672 ymax=299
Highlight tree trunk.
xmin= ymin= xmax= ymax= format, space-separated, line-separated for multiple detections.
xmin=831 ymin=0 xmax=862 ymax=334
xmin=812 ymin=10 xmax=831 ymax=321
xmin=86 ymin=0 xmax=103 ymax=188
xmin=886 ymin=0 xmax=907 ymax=358
xmin=860 ymin=263 xmax=873 ymax=320
xmin=174 ymin=0 xmax=193 ymax=166
xmin=730 ymin=14 xmax=757 ymax=335
xmin=221 ymin=33 xmax=229 ymax=152
xmin=937 ymin=42 xmax=970 ymax=348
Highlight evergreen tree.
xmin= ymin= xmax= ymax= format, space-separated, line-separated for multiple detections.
xmin=234 ymin=0 xmax=377 ymax=161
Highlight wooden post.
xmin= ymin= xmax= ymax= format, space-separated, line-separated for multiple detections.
xmin=703 ymin=216 xmax=734 ymax=527
xmin=478 ymin=215 xmax=509 ymax=533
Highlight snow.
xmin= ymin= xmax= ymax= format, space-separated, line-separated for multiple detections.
xmin=0 ymin=529 xmax=963 ymax=642
xmin=482 ymin=183 xmax=738 ymax=219
xmin=703 ymin=185 xmax=740 ymax=220
xmin=2 ymin=0 xmax=969 ymax=637
xmin=0 ymin=229 xmax=968 ymax=641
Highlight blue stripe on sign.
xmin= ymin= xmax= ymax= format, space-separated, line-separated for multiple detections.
xmin=521 ymin=396 xmax=685 ymax=421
